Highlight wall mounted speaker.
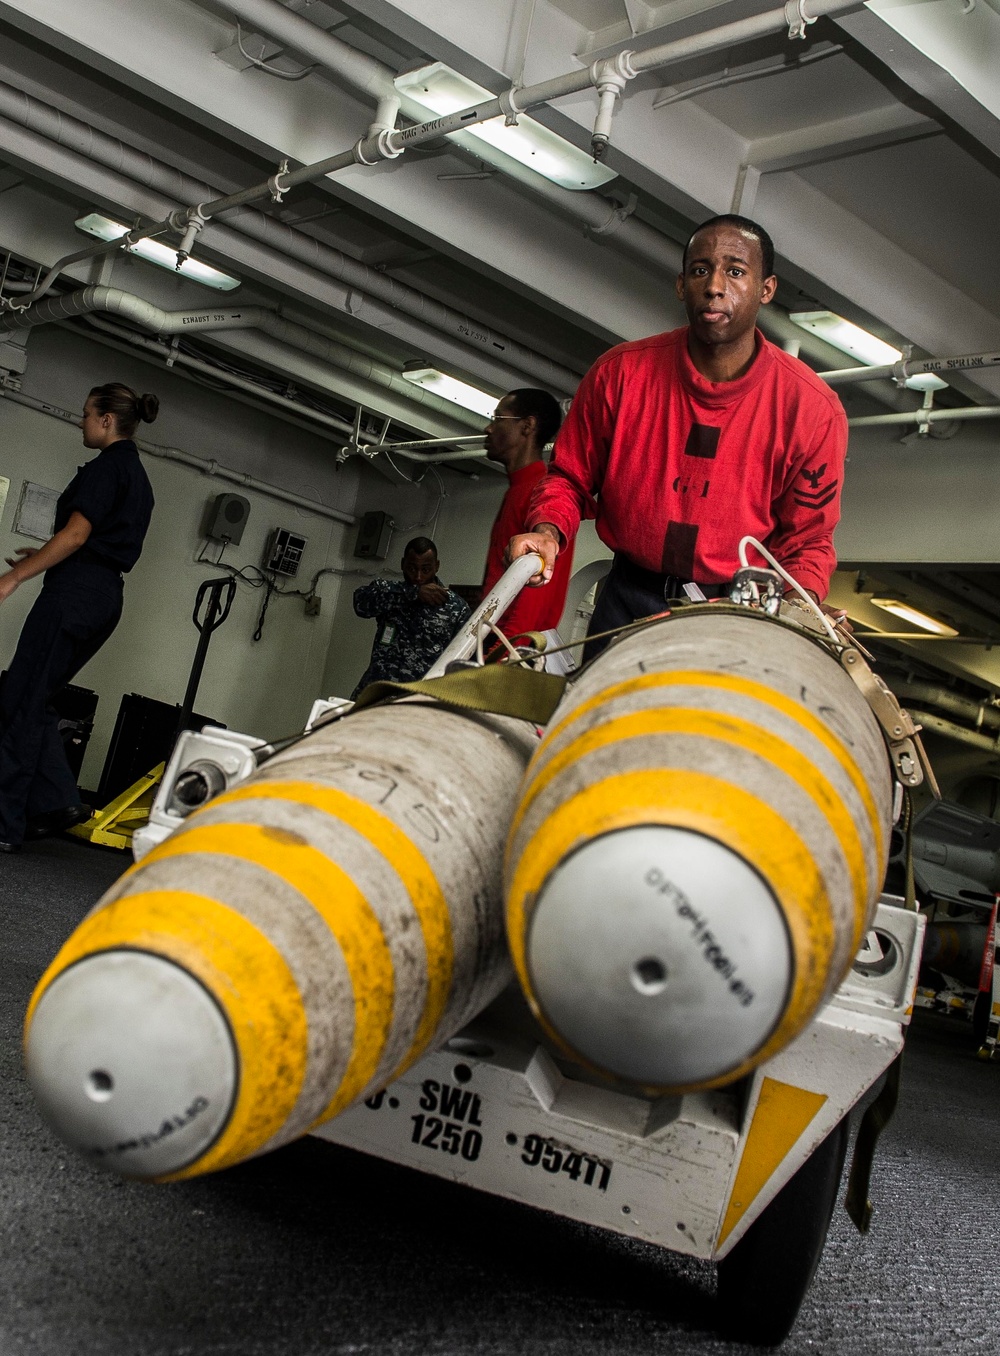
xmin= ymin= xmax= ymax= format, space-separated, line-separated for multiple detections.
xmin=206 ymin=493 xmax=251 ymax=545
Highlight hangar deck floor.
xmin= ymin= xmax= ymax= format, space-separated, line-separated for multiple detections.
xmin=2 ymin=838 xmax=998 ymax=1356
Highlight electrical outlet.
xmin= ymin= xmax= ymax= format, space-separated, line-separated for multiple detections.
xmin=304 ymin=594 xmax=321 ymax=617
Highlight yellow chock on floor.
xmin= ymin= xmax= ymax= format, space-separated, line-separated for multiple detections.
xmin=67 ymin=763 xmax=164 ymax=850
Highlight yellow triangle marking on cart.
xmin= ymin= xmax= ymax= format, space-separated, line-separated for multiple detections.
xmin=717 ymin=1077 xmax=828 ymax=1248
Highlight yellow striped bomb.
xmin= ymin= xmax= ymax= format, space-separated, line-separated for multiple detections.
xmin=505 ymin=606 xmax=893 ymax=1094
xmin=24 ymin=701 xmax=535 ymax=1180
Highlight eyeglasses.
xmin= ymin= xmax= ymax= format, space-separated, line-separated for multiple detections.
xmin=487 ymin=413 xmax=524 ymax=423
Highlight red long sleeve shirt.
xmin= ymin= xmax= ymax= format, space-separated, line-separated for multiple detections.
xmin=482 ymin=461 xmax=574 ymax=639
xmin=527 ymin=327 xmax=847 ymax=601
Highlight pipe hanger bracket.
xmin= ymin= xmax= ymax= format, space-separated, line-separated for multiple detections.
xmin=784 ymin=0 xmax=817 ymax=39
xmin=268 ymin=159 xmax=291 ymax=203
xmin=499 ymin=86 xmax=522 ymax=127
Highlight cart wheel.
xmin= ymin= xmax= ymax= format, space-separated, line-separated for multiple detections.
xmin=716 ymin=1116 xmax=850 ymax=1347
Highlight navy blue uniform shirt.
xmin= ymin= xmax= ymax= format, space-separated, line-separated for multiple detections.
xmin=53 ymin=438 xmax=154 ymax=574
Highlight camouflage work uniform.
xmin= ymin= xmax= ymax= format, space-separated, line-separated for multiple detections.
xmin=351 ymin=577 xmax=470 ymax=698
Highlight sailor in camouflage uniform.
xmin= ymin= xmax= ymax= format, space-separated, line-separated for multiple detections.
xmin=351 ymin=536 xmax=470 ymax=698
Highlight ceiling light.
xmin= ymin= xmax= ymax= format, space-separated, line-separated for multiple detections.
xmin=903 ymin=372 xmax=948 ymax=392
xmin=395 ymin=63 xmax=617 ymax=192
xmin=870 ymin=598 xmax=958 ymax=636
xmin=402 ymin=366 xmax=496 ymax=418
xmin=74 ymin=213 xmax=241 ymax=291
xmin=790 ymin=311 xmax=902 ymax=367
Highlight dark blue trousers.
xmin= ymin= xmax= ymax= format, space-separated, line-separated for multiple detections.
xmin=584 ymin=555 xmax=725 ymax=663
xmin=0 ymin=564 xmax=122 ymax=844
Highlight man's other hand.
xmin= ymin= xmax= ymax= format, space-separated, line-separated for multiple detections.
xmin=507 ymin=526 xmax=560 ymax=585
xmin=418 ymin=582 xmax=449 ymax=606
xmin=822 ymin=602 xmax=853 ymax=633
xmin=4 ymin=547 xmax=36 ymax=568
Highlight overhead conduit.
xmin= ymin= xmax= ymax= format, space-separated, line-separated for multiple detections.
xmin=0 ymin=77 xmax=580 ymax=396
xmin=0 ymin=286 xmax=487 ymax=433
xmin=892 ymin=681 xmax=1000 ymax=731
xmin=0 ymin=0 xmax=929 ymax=419
xmin=197 ymin=0 xmax=917 ymax=406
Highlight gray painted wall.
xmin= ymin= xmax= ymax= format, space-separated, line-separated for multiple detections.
xmin=0 ymin=324 xmax=364 ymax=790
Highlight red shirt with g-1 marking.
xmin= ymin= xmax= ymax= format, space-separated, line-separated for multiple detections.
xmin=526 ymin=327 xmax=847 ymax=601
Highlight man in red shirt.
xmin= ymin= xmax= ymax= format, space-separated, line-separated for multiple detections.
xmin=481 ymin=388 xmax=574 ymax=644
xmin=508 ymin=214 xmax=848 ymax=656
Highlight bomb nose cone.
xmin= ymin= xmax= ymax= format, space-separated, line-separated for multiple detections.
xmin=25 ymin=951 xmax=237 ymax=1179
xmin=525 ymin=826 xmax=792 ymax=1087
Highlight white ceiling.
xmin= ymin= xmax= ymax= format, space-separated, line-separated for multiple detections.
xmin=2 ymin=0 xmax=1000 ymax=690
xmin=0 ymin=0 xmax=999 ymax=417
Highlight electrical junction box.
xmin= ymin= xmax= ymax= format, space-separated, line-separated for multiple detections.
xmin=265 ymin=527 xmax=307 ymax=577
xmin=206 ymin=492 xmax=251 ymax=545
xmin=354 ymin=510 xmax=392 ymax=561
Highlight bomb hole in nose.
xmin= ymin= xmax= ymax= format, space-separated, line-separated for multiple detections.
xmin=86 ymin=1070 xmax=114 ymax=1102
xmin=631 ymin=956 xmax=668 ymax=995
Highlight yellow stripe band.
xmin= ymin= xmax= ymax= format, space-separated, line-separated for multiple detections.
xmin=220 ymin=780 xmax=454 ymax=1093
xmin=535 ymin=669 xmax=885 ymax=862
xmin=507 ymin=769 xmax=831 ymax=1092
xmin=25 ymin=888 xmax=307 ymax=1181
xmin=510 ymin=705 xmax=870 ymax=953
xmin=152 ymin=822 xmax=394 ymax=1125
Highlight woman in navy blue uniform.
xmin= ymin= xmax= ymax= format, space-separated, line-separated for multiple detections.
xmin=0 ymin=382 xmax=156 ymax=850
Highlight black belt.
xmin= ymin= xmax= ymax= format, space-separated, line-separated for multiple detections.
xmin=611 ymin=554 xmax=727 ymax=603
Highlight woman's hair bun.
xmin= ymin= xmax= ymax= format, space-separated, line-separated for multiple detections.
xmin=139 ymin=393 xmax=160 ymax=424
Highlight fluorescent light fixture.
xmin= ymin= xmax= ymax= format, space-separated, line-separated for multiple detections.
xmin=870 ymin=598 xmax=958 ymax=636
xmin=395 ymin=62 xmax=617 ymax=192
xmin=74 ymin=213 xmax=241 ymax=291
xmin=903 ymin=372 xmax=948 ymax=392
xmin=790 ymin=310 xmax=902 ymax=367
xmin=402 ymin=366 xmax=496 ymax=418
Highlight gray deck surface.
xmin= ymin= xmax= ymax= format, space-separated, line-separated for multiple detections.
xmin=2 ymin=838 xmax=998 ymax=1355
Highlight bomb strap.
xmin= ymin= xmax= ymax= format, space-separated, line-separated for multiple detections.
xmin=350 ymin=662 xmax=568 ymax=726
xmin=837 ymin=646 xmax=939 ymax=796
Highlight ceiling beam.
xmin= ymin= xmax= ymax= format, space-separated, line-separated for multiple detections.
xmin=733 ymin=102 xmax=939 ymax=213
xmin=833 ymin=1 xmax=1000 ymax=165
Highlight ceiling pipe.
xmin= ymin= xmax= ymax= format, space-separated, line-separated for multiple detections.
xmin=217 ymin=0 xmax=863 ymax=139
xmin=72 ymin=314 xmax=466 ymax=488
xmin=822 ymin=350 xmax=1000 ymax=386
xmin=209 ymin=1 xmax=911 ymax=410
xmin=891 ymin=681 xmax=1000 ymax=733
xmin=0 ymin=109 xmax=570 ymax=406
xmin=76 ymin=312 xmax=496 ymax=467
xmin=906 ymin=710 xmax=1000 ymax=755
xmin=77 ymin=312 xmax=444 ymax=449
xmin=0 ymin=384 xmax=355 ymax=524
xmin=9 ymin=0 xmax=864 ymax=299
xmin=848 ymin=406 xmax=1000 ymax=428
xmin=0 ymin=7 xmax=912 ymax=412
xmin=0 ymin=286 xmax=484 ymax=431
xmin=83 ymin=314 xmax=358 ymax=439
xmin=0 ymin=80 xmax=578 ymax=395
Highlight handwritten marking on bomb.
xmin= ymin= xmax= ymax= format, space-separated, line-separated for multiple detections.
xmin=519 ymin=1134 xmax=612 ymax=1191
xmin=644 ymin=868 xmax=757 ymax=1008
xmin=409 ymin=1079 xmax=485 ymax=1162
xmin=89 ymin=1095 xmax=211 ymax=1159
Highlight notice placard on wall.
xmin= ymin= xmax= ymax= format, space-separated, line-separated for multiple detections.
xmin=13 ymin=481 xmax=59 ymax=541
